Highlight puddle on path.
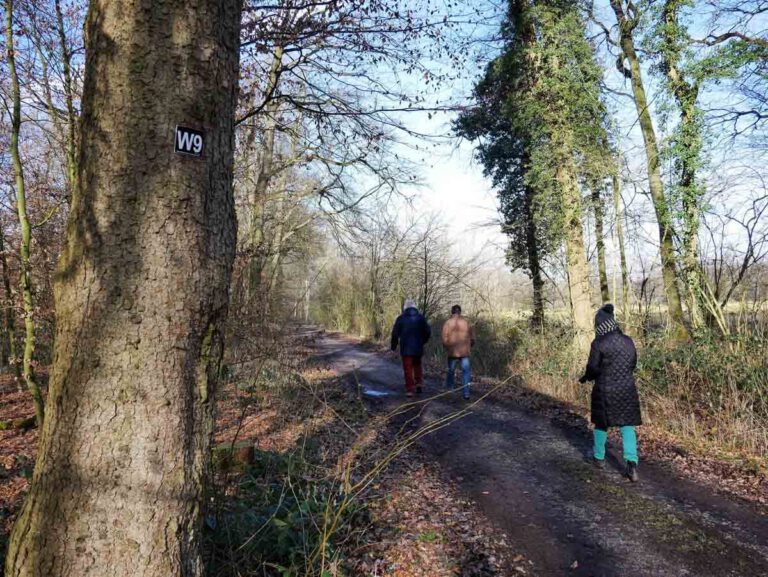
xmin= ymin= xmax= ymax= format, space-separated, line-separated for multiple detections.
xmin=360 ymin=386 xmax=396 ymax=398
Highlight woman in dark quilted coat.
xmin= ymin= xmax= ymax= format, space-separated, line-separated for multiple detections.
xmin=579 ymin=304 xmax=642 ymax=482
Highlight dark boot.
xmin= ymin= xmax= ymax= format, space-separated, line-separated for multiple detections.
xmin=593 ymin=457 xmax=605 ymax=470
xmin=625 ymin=461 xmax=639 ymax=482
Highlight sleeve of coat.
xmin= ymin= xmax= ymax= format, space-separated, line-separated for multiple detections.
xmin=581 ymin=340 xmax=602 ymax=382
xmin=390 ymin=317 xmax=400 ymax=351
xmin=422 ymin=318 xmax=432 ymax=343
xmin=441 ymin=320 xmax=449 ymax=348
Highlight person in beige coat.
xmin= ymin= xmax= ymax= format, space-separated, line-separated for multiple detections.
xmin=441 ymin=305 xmax=475 ymax=399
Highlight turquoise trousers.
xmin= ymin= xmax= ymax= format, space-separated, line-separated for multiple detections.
xmin=594 ymin=426 xmax=638 ymax=464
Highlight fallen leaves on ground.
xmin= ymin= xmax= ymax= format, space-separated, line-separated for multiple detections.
xmin=348 ymin=454 xmax=535 ymax=577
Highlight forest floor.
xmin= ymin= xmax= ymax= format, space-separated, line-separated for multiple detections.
xmin=311 ymin=329 xmax=768 ymax=577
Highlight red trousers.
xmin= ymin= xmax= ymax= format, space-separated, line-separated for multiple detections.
xmin=401 ymin=355 xmax=423 ymax=392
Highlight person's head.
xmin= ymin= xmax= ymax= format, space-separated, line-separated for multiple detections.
xmin=594 ymin=303 xmax=618 ymax=335
xmin=451 ymin=304 xmax=462 ymax=315
xmin=403 ymin=298 xmax=417 ymax=311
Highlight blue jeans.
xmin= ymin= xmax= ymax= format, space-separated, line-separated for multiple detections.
xmin=594 ymin=426 xmax=638 ymax=464
xmin=446 ymin=357 xmax=471 ymax=397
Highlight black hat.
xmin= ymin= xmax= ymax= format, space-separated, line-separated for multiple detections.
xmin=595 ymin=303 xmax=615 ymax=327
xmin=594 ymin=304 xmax=619 ymax=335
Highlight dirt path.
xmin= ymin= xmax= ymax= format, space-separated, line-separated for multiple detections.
xmin=309 ymin=330 xmax=768 ymax=577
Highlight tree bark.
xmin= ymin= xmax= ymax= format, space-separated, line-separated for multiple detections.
xmin=5 ymin=0 xmax=45 ymax=426
xmin=6 ymin=0 xmax=242 ymax=575
xmin=557 ymin=153 xmax=593 ymax=349
xmin=612 ymin=172 xmax=630 ymax=316
xmin=610 ymin=0 xmax=689 ymax=340
xmin=54 ymin=0 xmax=80 ymax=205
xmin=246 ymin=47 xmax=283 ymax=316
xmin=369 ymin=241 xmax=383 ymax=340
xmin=0 ymin=222 xmax=22 ymax=389
xmin=660 ymin=0 xmax=722 ymax=334
xmin=523 ymin=182 xmax=545 ymax=328
xmin=591 ymin=184 xmax=610 ymax=304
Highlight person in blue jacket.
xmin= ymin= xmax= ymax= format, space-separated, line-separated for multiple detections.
xmin=390 ymin=299 xmax=431 ymax=397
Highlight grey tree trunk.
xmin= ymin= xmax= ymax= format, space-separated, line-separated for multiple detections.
xmin=6 ymin=0 xmax=242 ymax=575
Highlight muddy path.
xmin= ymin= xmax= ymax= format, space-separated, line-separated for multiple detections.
xmin=307 ymin=330 xmax=768 ymax=577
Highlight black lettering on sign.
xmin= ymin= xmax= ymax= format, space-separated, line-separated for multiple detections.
xmin=174 ymin=125 xmax=204 ymax=158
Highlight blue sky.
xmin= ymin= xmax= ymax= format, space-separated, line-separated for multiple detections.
xmin=386 ymin=0 xmax=768 ymax=284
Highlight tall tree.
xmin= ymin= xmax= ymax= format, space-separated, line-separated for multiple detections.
xmin=591 ymin=183 xmax=611 ymax=304
xmin=6 ymin=0 xmax=243 ymax=575
xmin=459 ymin=0 xmax=612 ymax=341
xmin=5 ymin=0 xmax=46 ymax=426
xmin=612 ymin=171 xmax=630 ymax=316
xmin=504 ymin=0 xmax=608 ymax=345
xmin=53 ymin=0 xmax=80 ymax=204
xmin=455 ymin=58 xmax=549 ymax=327
xmin=610 ymin=0 xmax=689 ymax=340
xmin=656 ymin=0 xmax=712 ymax=331
xmin=0 ymin=221 xmax=22 ymax=388
xmin=0 ymin=227 xmax=9 ymax=369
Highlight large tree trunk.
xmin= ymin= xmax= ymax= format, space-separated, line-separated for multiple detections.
xmin=6 ymin=0 xmax=242 ymax=575
xmin=557 ymin=154 xmax=593 ymax=349
xmin=610 ymin=0 xmax=689 ymax=341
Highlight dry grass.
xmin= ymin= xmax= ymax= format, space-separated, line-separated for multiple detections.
xmin=506 ymin=327 xmax=768 ymax=473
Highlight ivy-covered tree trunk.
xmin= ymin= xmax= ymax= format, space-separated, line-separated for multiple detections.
xmin=556 ymin=143 xmax=593 ymax=347
xmin=5 ymin=0 xmax=242 ymax=575
xmin=5 ymin=0 xmax=45 ymax=427
xmin=610 ymin=0 xmax=689 ymax=340
xmin=660 ymin=0 xmax=722 ymax=334
xmin=591 ymin=184 xmax=610 ymax=304
xmin=524 ymin=182 xmax=545 ymax=328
